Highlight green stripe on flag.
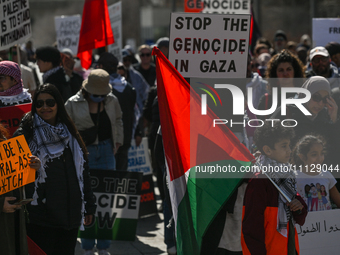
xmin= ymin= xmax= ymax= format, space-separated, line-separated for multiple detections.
xmin=177 ymin=160 xmax=252 ymax=254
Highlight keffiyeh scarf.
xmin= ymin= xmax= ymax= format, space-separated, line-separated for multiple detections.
xmin=0 ymin=88 xmax=31 ymax=105
xmin=29 ymin=114 xmax=86 ymax=230
xmin=42 ymin=66 xmax=62 ymax=82
xmin=257 ymin=155 xmax=297 ymax=237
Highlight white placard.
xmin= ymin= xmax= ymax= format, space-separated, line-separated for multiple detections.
xmin=312 ymin=18 xmax=340 ymax=47
xmin=108 ymin=1 xmax=122 ymax=61
xmin=169 ymin=13 xmax=250 ymax=79
xmin=0 ymin=0 xmax=32 ymax=50
xmin=185 ymin=0 xmax=251 ymax=15
xmin=127 ymin=137 xmax=153 ymax=175
xmin=54 ymin=15 xmax=81 ymax=55
xmin=298 ymin=209 xmax=340 ymax=255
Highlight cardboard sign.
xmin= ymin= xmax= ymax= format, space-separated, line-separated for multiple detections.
xmin=298 ymin=209 xmax=340 ymax=254
xmin=107 ymin=1 xmax=123 ymax=61
xmin=0 ymin=103 xmax=31 ymax=137
xmin=312 ymin=18 xmax=340 ymax=48
xmin=54 ymin=15 xmax=81 ymax=55
xmin=184 ymin=0 xmax=251 ymax=15
xmin=0 ymin=0 xmax=32 ymax=50
xmin=127 ymin=137 xmax=153 ymax=175
xmin=169 ymin=13 xmax=250 ymax=78
xmin=0 ymin=135 xmax=35 ymax=195
xmin=79 ymin=169 xmax=143 ymax=240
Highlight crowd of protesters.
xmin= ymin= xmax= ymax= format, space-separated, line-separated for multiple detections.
xmin=0 ymin=25 xmax=340 ymax=255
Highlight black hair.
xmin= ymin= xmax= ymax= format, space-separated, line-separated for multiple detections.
xmin=254 ymin=121 xmax=295 ymax=154
xmin=291 ymin=135 xmax=326 ymax=167
xmin=266 ymin=49 xmax=305 ymax=80
xmin=23 ymin=84 xmax=88 ymax=159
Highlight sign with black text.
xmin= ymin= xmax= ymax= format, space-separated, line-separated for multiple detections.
xmin=0 ymin=103 xmax=31 ymax=137
xmin=312 ymin=18 xmax=340 ymax=48
xmin=108 ymin=1 xmax=122 ymax=61
xmin=184 ymin=0 xmax=251 ymax=14
xmin=79 ymin=170 xmax=143 ymax=240
xmin=169 ymin=13 xmax=250 ymax=78
xmin=0 ymin=0 xmax=32 ymax=50
xmin=54 ymin=15 xmax=81 ymax=55
xmin=298 ymin=210 xmax=340 ymax=254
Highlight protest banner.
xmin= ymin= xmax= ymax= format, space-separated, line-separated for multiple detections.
xmin=312 ymin=18 xmax=340 ymax=48
xmin=0 ymin=135 xmax=35 ymax=195
xmin=298 ymin=209 xmax=340 ymax=254
xmin=54 ymin=15 xmax=81 ymax=55
xmin=128 ymin=137 xmax=157 ymax=216
xmin=108 ymin=1 xmax=122 ymax=61
xmin=184 ymin=0 xmax=250 ymax=14
xmin=79 ymin=169 xmax=143 ymax=240
xmin=169 ymin=13 xmax=250 ymax=78
xmin=127 ymin=137 xmax=152 ymax=175
xmin=0 ymin=103 xmax=31 ymax=137
xmin=0 ymin=0 xmax=32 ymax=50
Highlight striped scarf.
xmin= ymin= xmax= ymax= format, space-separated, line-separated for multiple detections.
xmin=0 ymin=82 xmax=23 ymax=96
xmin=29 ymin=114 xmax=86 ymax=230
xmin=257 ymin=155 xmax=297 ymax=237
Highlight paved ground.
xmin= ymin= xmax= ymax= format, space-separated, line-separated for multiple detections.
xmin=75 ymin=177 xmax=169 ymax=255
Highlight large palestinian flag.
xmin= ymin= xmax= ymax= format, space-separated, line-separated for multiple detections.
xmin=153 ymin=47 xmax=255 ymax=254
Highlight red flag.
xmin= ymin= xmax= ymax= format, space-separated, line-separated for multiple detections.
xmin=77 ymin=0 xmax=114 ymax=69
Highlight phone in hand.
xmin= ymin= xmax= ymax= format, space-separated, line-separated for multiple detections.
xmin=13 ymin=198 xmax=33 ymax=205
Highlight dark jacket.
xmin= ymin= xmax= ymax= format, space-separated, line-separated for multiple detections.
xmin=14 ymin=123 xmax=96 ymax=229
xmin=242 ymin=174 xmax=308 ymax=255
xmin=44 ymin=67 xmax=73 ymax=102
xmin=133 ymin=63 xmax=156 ymax=87
xmin=0 ymin=190 xmax=28 ymax=255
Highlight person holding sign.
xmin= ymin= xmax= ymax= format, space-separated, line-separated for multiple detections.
xmin=14 ymin=84 xmax=96 ymax=255
xmin=0 ymin=123 xmax=41 ymax=255
xmin=0 ymin=60 xmax=32 ymax=107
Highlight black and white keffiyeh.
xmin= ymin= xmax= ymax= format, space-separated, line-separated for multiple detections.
xmin=42 ymin=66 xmax=62 ymax=82
xmin=29 ymin=114 xmax=86 ymax=230
xmin=257 ymin=154 xmax=297 ymax=237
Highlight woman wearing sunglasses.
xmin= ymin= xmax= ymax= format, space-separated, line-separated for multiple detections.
xmin=14 ymin=83 xmax=96 ymax=255
xmin=65 ymin=69 xmax=123 ymax=255
xmin=272 ymin=76 xmax=340 ymax=166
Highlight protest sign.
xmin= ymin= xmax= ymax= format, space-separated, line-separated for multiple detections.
xmin=184 ymin=0 xmax=250 ymax=14
xmin=312 ymin=18 xmax=340 ymax=48
xmin=0 ymin=0 xmax=32 ymax=50
xmin=79 ymin=170 xmax=143 ymax=240
xmin=127 ymin=137 xmax=152 ymax=175
xmin=169 ymin=13 xmax=250 ymax=78
xmin=0 ymin=135 xmax=35 ymax=195
xmin=0 ymin=103 xmax=31 ymax=137
xmin=128 ymin=137 xmax=157 ymax=216
xmin=108 ymin=1 xmax=122 ymax=61
xmin=298 ymin=209 xmax=340 ymax=254
xmin=54 ymin=15 xmax=81 ymax=55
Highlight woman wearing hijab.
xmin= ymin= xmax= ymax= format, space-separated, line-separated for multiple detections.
xmin=14 ymin=83 xmax=96 ymax=255
xmin=271 ymin=76 xmax=339 ymax=165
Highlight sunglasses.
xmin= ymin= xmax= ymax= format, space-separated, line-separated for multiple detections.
xmin=36 ymin=99 xmax=56 ymax=108
xmin=140 ymin=53 xmax=151 ymax=57
xmin=92 ymin=94 xmax=106 ymax=98
xmin=311 ymin=93 xmax=329 ymax=104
